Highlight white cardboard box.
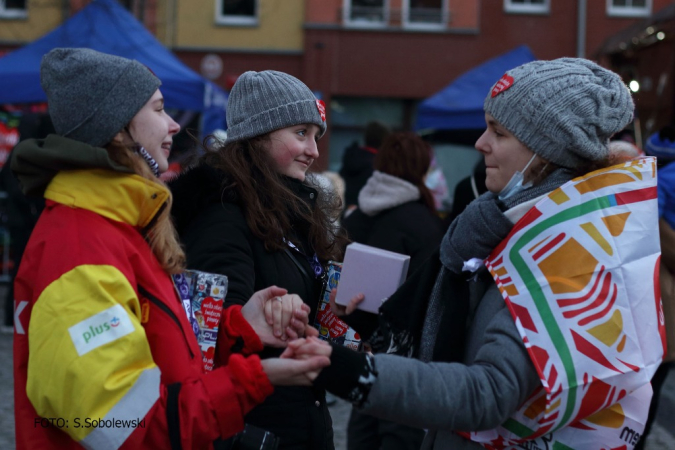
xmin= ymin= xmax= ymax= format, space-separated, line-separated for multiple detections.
xmin=335 ymin=242 xmax=410 ymax=314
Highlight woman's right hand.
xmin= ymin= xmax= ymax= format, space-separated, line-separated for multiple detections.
xmin=328 ymin=288 xmax=364 ymax=317
xmin=263 ymin=294 xmax=318 ymax=341
xmin=242 ymin=286 xmax=294 ymax=347
xmin=241 ymin=286 xmax=318 ymax=347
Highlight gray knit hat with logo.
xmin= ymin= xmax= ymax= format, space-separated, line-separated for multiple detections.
xmin=484 ymin=58 xmax=634 ymax=169
xmin=41 ymin=47 xmax=161 ymax=148
xmin=225 ymin=70 xmax=327 ymax=144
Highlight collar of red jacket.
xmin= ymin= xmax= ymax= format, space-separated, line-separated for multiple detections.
xmin=44 ymin=169 xmax=169 ymax=228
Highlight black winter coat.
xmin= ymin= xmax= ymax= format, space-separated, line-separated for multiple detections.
xmin=170 ymin=164 xmax=334 ymax=450
xmin=342 ymin=201 xmax=443 ymax=276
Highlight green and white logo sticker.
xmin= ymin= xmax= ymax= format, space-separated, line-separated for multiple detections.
xmin=69 ymin=304 xmax=135 ymax=356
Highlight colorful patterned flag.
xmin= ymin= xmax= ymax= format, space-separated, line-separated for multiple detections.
xmin=470 ymin=157 xmax=665 ymax=449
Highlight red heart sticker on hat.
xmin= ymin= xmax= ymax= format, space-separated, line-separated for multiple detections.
xmin=491 ymin=74 xmax=514 ymax=98
xmin=316 ymin=99 xmax=326 ymax=122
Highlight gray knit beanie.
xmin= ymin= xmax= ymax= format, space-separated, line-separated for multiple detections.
xmin=484 ymin=58 xmax=634 ymax=169
xmin=225 ymin=70 xmax=327 ymax=144
xmin=41 ymin=48 xmax=161 ymax=148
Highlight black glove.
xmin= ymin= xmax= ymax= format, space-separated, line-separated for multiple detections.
xmin=314 ymin=343 xmax=378 ymax=406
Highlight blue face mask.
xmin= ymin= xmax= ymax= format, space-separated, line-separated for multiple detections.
xmin=498 ymin=153 xmax=537 ymax=201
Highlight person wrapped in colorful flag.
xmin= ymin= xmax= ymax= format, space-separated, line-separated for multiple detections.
xmin=290 ymin=57 xmax=666 ymax=449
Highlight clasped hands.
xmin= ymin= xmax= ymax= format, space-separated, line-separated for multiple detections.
xmin=241 ymin=285 xmax=318 ymax=346
xmin=241 ymin=286 xmax=332 ymax=386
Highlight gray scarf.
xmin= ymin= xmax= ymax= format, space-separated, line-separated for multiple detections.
xmin=439 ymin=167 xmax=574 ymax=273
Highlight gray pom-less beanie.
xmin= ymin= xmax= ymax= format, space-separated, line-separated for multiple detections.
xmin=225 ymin=70 xmax=327 ymax=144
xmin=484 ymin=58 xmax=634 ymax=169
xmin=41 ymin=48 xmax=161 ymax=148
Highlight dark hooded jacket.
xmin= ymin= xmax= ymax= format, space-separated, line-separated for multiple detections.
xmin=342 ymin=170 xmax=443 ymax=276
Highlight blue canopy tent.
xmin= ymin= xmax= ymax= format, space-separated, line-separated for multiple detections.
xmin=0 ymin=0 xmax=226 ymax=135
xmin=415 ymin=45 xmax=536 ymax=132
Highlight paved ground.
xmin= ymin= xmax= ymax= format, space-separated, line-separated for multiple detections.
xmin=1 ymin=291 xmax=673 ymax=449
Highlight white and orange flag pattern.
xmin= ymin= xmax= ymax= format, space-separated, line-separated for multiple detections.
xmin=469 ymin=157 xmax=666 ymax=450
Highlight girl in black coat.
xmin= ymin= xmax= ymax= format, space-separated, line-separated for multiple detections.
xmin=170 ymin=70 xmax=347 ymax=450
xmin=342 ymin=132 xmax=443 ymax=450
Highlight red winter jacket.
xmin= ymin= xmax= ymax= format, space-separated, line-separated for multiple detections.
xmin=13 ymin=168 xmax=273 ymax=449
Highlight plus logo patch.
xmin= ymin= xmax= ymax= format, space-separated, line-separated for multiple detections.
xmin=491 ymin=74 xmax=515 ymax=98
xmin=69 ymin=305 xmax=135 ymax=356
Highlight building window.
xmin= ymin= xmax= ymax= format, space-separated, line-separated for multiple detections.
xmin=607 ymin=0 xmax=651 ymax=17
xmin=403 ymin=0 xmax=449 ymax=29
xmin=343 ymin=0 xmax=388 ymax=28
xmin=504 ymin=0 xmax=550 ymax=14
xmin=216 ymin=0 xmax=258 ymax=26
xmin=0 ymin=0 xmax=27 ymax=18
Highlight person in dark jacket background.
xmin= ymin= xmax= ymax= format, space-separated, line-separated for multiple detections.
xmin=635 ymin=125 xmax=675 ymax=450
xmin=339 ymin=121 xmax=391 ymax=217
xmin=341 ymin=131 xmax=442 ymax=450
xmin=170 ymin=70 xmax=348 ymax=450
xmin=444 ymin=158 xmax=487 ymax=229
xmin=343 ymin=131 xmax=443 ymax=277
xmin=0 ymin=113 xmax=51 ymax=329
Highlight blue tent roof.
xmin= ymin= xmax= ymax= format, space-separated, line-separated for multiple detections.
xmin=0 ymin=0 xmax=226 ymax=133
xmin=415 ymin=45 xmax=536 ymax=131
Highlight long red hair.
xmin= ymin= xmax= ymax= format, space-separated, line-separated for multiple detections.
xmin=374 ymin=132 xmax=436 ymax=213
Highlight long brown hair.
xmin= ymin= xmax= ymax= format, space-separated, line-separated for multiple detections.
xmin=570 ymin=154 xmax=629 ymax=177
xmin=106 ymin=141 xmax=186 ymax=273
xmin=374 ymin=132 xmax=436 ymax=213
xmin=202 ymin=134 xmax=347 ymax=262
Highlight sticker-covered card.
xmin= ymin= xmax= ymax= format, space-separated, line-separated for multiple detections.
xmin=173 ymin=270 xmax=228 ymax=371
xmin=313 ymin=261 xmax=361 ymax=351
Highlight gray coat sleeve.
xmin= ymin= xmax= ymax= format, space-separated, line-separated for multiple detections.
xmin=359 ymin=282 xmax=541 ymax=432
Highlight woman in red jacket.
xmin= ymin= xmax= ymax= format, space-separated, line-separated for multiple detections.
xmin=12 ymin=47 xmax=330 ymax=450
